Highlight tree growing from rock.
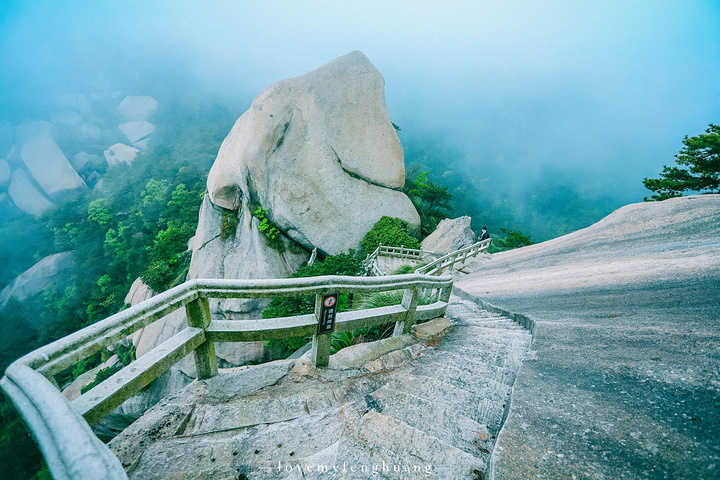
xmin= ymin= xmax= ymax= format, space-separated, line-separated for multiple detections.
xmin=404 ymin=171 xmax=453 ymax=237
xmin=643 ymin=124 xmax=720 ymax=201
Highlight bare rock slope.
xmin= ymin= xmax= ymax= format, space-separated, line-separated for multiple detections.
xmin=456 ymin=194 xmax=720 ymax=479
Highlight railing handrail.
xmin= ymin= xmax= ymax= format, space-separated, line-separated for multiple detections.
xmin=1 ymin=273 xmax=453 ymax=480
xmin=415 ymin=239 xmax=491 ymax=275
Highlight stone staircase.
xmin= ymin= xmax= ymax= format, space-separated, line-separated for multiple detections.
xmin=110 ymin=294 xmax=532 ymax=479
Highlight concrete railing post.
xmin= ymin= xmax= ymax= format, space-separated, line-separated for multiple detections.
xmin=185 ymin=297 xmax=218 ymax=380
xmin=439 ymin=284 xmax=452 ymax=303
xmin=311 ymin=293 xmax=332 ymax=367
xmin=393 ymin=286 xmax=419 ymax=336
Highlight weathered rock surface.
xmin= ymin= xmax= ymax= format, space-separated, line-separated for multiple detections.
xmin=117 ymin=96 xmax=158 ymax=121
xmin=78 ymin=122 xmax=103 ymax=142
xmin=455 ymin=194 xmax=720 ymax=479
xmin=104 ymin=143 xmax=139 ymax=166
xmin=203 ymin=50 xmax=418 ymax=255
xmin=0 ymin=159 xmax=10 ymax=187
xmin=421 ymin=216 xmax=477 ymax=254
xmin=20 ymin=136 xmax=88 ymax=202
xmin=118 ymin=121 xmax=155 ymax=148
xmin=0 ymin=251 xmax=73 ymax=309
xmin=7 ymin=168 xmax=56 ymax=215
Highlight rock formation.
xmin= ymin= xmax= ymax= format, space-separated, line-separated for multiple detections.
xmin=7 ymin=169 xmax=56 ymax=215
xmin=190 ymin=51 xmax=419 ymax=323
xmin=0 ymin=251 xmax=74 ymax=309
xmin=421 ymin=216 xmax=477 ymax=254
xmin=104 ymin=143 xmax=139 ymax=166
xmin=117 ymin=96 xmax=158 ymax=121
xmin=20 ymin=136 xmax=88 ymax=202
xmin=118 ymin=121 xmax=155 ymax=150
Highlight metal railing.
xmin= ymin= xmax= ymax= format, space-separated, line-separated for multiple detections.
xmin=1 ymin=273 xmax=452 ymax=480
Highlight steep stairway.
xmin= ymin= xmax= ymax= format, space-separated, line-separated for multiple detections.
xmin=110 ymin=294 xmax=532 ymax=479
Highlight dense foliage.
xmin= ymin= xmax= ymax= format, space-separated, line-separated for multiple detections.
xmin=643 ymin=124 xmax=720 ymax=201
xmin=0 ymin=97 xmax=234 ymax=480
xmin=360 ymin=216 xmax=421 ymax=253
xmin=490 ymin=228 xmax=535 ymax=252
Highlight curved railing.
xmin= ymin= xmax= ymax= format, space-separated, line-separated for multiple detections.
xmin=362 ymin=244 xmax=437 ymax=276
xmin=415 ymin=239 xmax=492 ymax=275
xmin=1 ymin=273 xmax=452 ymax=480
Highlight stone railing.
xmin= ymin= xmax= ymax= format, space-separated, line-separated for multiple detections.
xmin=362 ymin=244 xmax=437 ymax=276
xmin=414 ymin=239 xmax=491 ymax=275
xmin=1 ymin=273 xmax=452 ymax=480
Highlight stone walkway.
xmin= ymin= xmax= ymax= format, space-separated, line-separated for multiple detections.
xmin=110 ymin=295 xmax=531 ymax=479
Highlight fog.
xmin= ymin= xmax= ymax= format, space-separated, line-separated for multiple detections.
xmin=2 ymin=0 xmax=719 ymax=239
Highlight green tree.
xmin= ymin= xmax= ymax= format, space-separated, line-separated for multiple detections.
xmin=404 ymin=171 xmax=453 ymax=236
xmin=643 ymin=124 xmax=720 ymax=201
xmin=491 ymin=228 xmax=535 ymax=252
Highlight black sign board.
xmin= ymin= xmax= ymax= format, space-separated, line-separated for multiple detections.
xmin=317 ymin=293 xmax=339 ymax=335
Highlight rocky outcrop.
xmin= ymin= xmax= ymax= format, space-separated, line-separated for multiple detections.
xmin=189 ymin=50 xmax=419 ymax=338
xmin=71 ymin=152 xmax=94 ymax=173
xmin=118 ymin=121 xmax=154 ymax=151
xmin=421 ymin=216 xmax=477 ymax=254
xmin=8 ymin=168 xmax=56 ymax=215
xmin=203 ymin=50 xmax=418 ymax=255
xmin=20 ymin=136 xmax=88 ymax=202
xmin=104 ymin=143 xmax=139 ymax=166
xmin=0 ymin=251 xmax=73 ymax=309
xmin=456 ymin=195 xmax=720 ymax=479
xmin=117 ymin=96 xmax=158 ymax=121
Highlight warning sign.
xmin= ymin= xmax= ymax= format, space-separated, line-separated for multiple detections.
xmin=317 ymin=293 xmax=339 ymax=335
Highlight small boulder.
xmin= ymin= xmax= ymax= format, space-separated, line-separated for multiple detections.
xmin=0 ymin=251 xmax=74 ymax=309
xmin=78 ymin=122 xmax=103 ymax=142
xmin=421 ymin=216 xmax=477 ymax=254
xmin=20 ymin=136 xmax=88 ymax=202
xmin=71 ymin=152 xmax=94 ymax=173
xmin=57 ymin=94 xmax=92 ymax=117
xmin=117 ymin=96 xmax=158 ymax=121
xmin=7 ymin=169 xmax=56 ymax=215
xmin=104 ymin=143 xmax=139 ymax=167
xmin=119 ymin=121 xmax=155 ymax=144
xmin=0 ymin=159 xmax=10 ymax=187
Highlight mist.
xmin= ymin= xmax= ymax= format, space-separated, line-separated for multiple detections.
xmin=1 ymin=0 xmax=719 ymax=239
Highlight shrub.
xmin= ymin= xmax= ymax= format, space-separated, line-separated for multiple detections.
xmin=220 ymin=210 xmax=239 ymax=240
xmin=360 ymin=216 xmax=420 ymax=253
xmin=251 ymin=206 xmax=286 ymax=252
xmin=81 ymin=365 xmax=121 ymax=394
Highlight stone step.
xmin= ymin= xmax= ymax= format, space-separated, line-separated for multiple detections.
xmin=370 ymin=385 xmax=494 ymax=460
xmin=413 ymin=350 xmax=520 ymax=386
xmin=383 ymin=372 xmax=509 ymax=423
xmin=340 ymin=409 xmax=487 ymax=479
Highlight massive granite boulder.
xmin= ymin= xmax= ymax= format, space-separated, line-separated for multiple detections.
xmin=20 ymin=136 xmax=88 ymax=202
xmin=421 ymin=216 xmax=477 ymax=254
xmin=185 ymin=51 xmax=417 ymax=349
xmin=7 ymin=168 xmax=56 ymax=215
xmin=202 ymin=50 xmax=418 ymax=256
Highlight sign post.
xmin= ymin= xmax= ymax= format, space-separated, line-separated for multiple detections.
xmin=317 ymin=293 xmax=338 ymax=335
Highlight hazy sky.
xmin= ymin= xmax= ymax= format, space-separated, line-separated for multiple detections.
xmin=1 ymin=0 xmax=719 ymax=205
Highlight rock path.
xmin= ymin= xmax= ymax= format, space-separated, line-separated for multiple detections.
xmin=111 ymin=295 xmax=531 ymax=479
